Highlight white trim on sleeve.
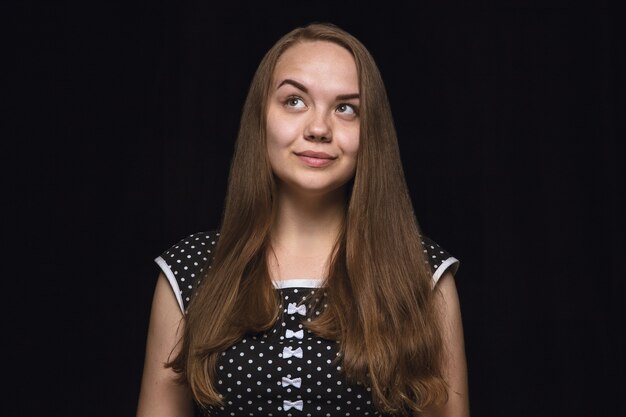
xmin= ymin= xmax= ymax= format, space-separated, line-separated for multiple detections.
xmin=432 ymin=257 xmax=460 ymax=287
xmin=155 ymin=256 xmax=185 ymax=313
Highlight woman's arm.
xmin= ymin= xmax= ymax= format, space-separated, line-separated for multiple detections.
xmin=136 ymin=273 xmax=194 ymax=417
xmin=423 ymin=271 xmax=470 ymax=417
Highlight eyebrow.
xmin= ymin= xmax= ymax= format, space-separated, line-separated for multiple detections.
xmin=277 ymin=79 xmax=359 ymax=101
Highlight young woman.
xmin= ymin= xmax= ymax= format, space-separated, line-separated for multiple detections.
xmin=137 ymin=23 xmax=469 ymax=417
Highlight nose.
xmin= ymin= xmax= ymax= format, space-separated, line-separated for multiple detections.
xmin=304 ymin=110 xmax=332 ymax=142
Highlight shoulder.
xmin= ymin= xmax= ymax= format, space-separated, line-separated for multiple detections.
xmin=420 ymin=234 xmax=460 ymax=286
xmin=154 ymin=230 xmax=221 ymax=313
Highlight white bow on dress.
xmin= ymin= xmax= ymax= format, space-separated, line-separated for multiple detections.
xmin=281 ymin=376 xmax=302 ymax=388
xmin=285 ymin=329 xmax=304 ymax=339
xmin=287 ymin=303 xmax=306 ymax=315
xmin=283 ymin=399 xmax=303 ymax=411
xmin=282 ymin=346 xmax=303 ymax=359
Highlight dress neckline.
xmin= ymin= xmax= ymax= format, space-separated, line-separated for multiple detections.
xmin=272 ymin=278 xmax=324 ymax=289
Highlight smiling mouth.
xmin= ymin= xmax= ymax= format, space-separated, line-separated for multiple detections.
xmin=295 ymin=151 xmax=336 ymax=159
xmin=296 ymin=153 xmax=336 ymax=168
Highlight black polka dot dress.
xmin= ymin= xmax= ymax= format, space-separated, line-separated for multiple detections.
xmin=155 ymin=231 xmax=459 ymax=416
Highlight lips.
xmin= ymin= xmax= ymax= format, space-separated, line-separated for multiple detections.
xmin=295 ymin=150 xmax=336 ymax=159
xmin=295 ymin=150 xmax=336 ymax=168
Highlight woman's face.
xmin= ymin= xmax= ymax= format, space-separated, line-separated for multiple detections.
xmin=266 ymin=40 xmax=360 ymax=198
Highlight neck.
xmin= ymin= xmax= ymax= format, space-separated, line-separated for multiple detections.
xmin=270 ymin=184 xmax=347 ymax=254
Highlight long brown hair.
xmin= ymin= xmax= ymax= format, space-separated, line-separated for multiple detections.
xmin=169 ymin=22 xmax=448 ymax=414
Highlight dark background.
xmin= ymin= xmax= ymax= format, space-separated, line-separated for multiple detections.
xmin=6 ymin=1 xmax=624 ymax=416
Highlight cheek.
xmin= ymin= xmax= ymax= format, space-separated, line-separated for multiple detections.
xmin=265 ymin=116 xmax=283 ymax=164
xmin=265 ymin=110 xmax=280 ymax=147
xmin=265 ymin=136 xmax=282 ymax=175
xmin=266 ymin=107 xmax=300 ymax=146
xmin=340 ymin=131 xmax=359 ymax=179
xmin=343 ymin=127 xmax=360 ymax=158
xmin=265 ymin=114 xmax=292 ymax=174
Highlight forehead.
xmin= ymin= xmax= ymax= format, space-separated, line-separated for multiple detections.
xmin=272 ymin=41 xmax=358 ymax=92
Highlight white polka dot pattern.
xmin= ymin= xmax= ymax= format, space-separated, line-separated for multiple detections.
xmin=154 ymin=231 xmax=459 ymax=416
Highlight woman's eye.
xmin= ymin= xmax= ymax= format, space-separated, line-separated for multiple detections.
xmin=337 ymin=103 xmax=358 ymax=115
xmin=285 ymin=97 xmax=306 ymax=108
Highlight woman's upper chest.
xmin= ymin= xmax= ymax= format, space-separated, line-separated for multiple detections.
xmin=203 ymin=287 xmax=384 ymax=417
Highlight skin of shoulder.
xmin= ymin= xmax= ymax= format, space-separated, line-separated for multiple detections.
xmin=421 ymin=271 xmax=470 ymax=417
xmin=136 ymin=273 xmax=194 ymax=417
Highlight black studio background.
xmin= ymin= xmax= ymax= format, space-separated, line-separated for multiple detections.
xmin=5 ymin=1 xmax=624 ymax=416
